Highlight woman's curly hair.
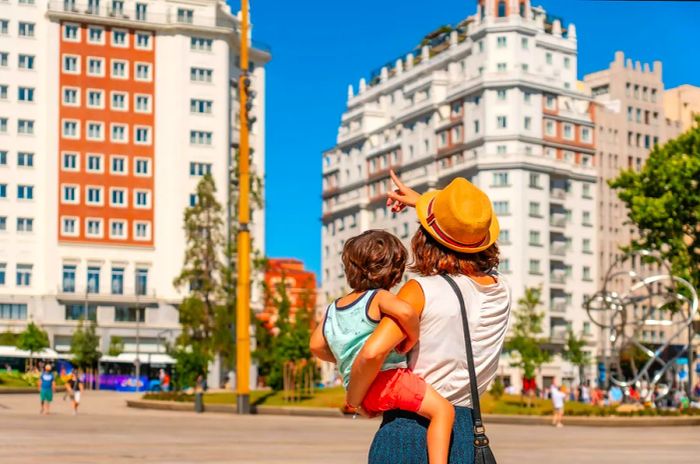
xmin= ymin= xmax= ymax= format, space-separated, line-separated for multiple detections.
xmin=342 ymin=230 xmax=407 ymax=291
xmin=410 ymin=226 xmax=499 ymax=276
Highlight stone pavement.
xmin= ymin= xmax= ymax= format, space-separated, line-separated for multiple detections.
xmin=1 ymin=391 xmax=699 ymax=463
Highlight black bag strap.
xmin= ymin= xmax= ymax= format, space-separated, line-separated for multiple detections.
xmin=439 ymin=274 xmax=489 ymax=442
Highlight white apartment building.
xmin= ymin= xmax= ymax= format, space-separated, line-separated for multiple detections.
xmin=0 ymin=0 xmax=269 ymax=383
xmin=321 ymin=0 xmax=598 ymax=388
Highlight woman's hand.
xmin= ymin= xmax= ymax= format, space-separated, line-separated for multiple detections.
xmin=386 ymin=170 xmax=420 ymax=213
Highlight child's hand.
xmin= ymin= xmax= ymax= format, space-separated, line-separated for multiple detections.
xmin=396 ymin=334 xmax=417 ymax=354
xmin=386 ymin=170 xmax=420 ymax=213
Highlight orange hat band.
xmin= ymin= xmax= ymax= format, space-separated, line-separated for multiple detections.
xmin=425 ymin=198 xmax=490 ymax=249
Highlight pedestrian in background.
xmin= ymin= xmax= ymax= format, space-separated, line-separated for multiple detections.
xmin=551 ymin=385 xmax=566 ymax=428
xmin=66 ymin=370 xmax=84 ymax=415
xmin=39 ymin=364 xmax=55 ymax=415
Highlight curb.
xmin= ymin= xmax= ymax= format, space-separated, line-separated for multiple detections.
xmin=125 ymin=399 xmax=700 ymax=426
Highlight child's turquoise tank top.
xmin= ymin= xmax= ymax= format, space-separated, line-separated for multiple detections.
xmin=322 ymin=289 xmax=407 ymax=388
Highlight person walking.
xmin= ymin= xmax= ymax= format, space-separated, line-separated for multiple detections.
xmin=551 ymin=384 xmax=566 ymax=427
xmin=39 ymin=364 xmax=56 ymax=415
xmin=66 ymin=370 xmax=85 ymax=415
xmin=346 ymin=172 xmax=511 ymax=463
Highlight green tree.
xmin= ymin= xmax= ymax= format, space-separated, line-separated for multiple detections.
xmin=173 ymin=175 xmax=228 ymax=385
xmin=70 ymin=319 xmax=102 ymax=370
xmin=107 ymin=336 xmax=125 ymax=357
xmin=505 ymin=287 xmax=551 ymax=381
xmin=253 ymin=278 xmax=315 ymax=390
xmin=610 ymin=120 xmax=700 ymax=290
xmin=562 ymin=329 xmax=590 ymax=384
xmin=16 ymin=322 xmax=49 ymax=370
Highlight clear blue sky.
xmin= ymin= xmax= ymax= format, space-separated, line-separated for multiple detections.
xmin=233 ymin=0 xmax=700 ymax=279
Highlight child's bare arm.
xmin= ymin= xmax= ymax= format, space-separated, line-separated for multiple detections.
xmin=376 ymin=290 xmax=419 ymax=353
xmin=310 ymin=320 xmax=336 ymax=363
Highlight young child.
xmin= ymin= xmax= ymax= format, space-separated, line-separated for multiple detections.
xmin=310 ymin=230 xmax=454 ymax=464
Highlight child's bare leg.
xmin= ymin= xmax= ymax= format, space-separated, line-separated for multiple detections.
xmin=417 ymin=386 xmax=455 ymax=464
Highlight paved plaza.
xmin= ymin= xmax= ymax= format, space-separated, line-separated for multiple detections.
xmin=1 ymin=391 xmax=699 ymax=463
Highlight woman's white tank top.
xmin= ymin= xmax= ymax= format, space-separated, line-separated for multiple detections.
xmin=408 ymin=273 xmax=511 ymax=408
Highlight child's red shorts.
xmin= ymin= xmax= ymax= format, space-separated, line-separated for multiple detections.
xmin=361 ymin=368 xmax=427 ymax=414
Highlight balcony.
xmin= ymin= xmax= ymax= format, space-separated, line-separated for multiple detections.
xmin=549 ymin=213 xmax=566 ymax=228
xmin=550 ymin=272 xmax=567 ymax=285
xmin=550 ymin=188 xmax=566 ymax=200
xmin=47 ymin=0 xmax=237 ymax=30
xmin=56 ymin=285 xmax=158 ymax=306
xmin=550 ymin=298 xmax=567 ymax=313
xmin=550 ymin=326 xmax=569 ymax=343
xmin=550 ymin=243 xmax=567 ymax=257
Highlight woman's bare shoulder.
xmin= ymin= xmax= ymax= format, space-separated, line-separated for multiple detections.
xmin=397 ymin=279 xmax=425 ymax=314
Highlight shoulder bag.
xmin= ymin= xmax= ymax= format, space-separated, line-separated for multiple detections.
xmin=440 ymin=274 xmax=497 ymax=464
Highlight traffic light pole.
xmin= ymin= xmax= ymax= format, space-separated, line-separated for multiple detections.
xmin=235 ymin=0 xmax=252 ymax=415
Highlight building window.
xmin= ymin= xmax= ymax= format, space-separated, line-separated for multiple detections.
xmin=61 ymin=217 xmax=77 ymax=236
xmin=189 ymin=162 xmax=212 ymax=176
xmin=564 ymin=56 xmax=570 ymax=69
xmin=18 ymin=87 xmax=35 ymax=102
xmin=0 ymin=151 xmax=6 ymax=165
xmin=583 ymin=238 xmax=592 ymax=253
xmin=63 ymin=23 xmax=79 ymax=41
xmin=112 ymin=29 xmax=128 ymax=47
xmin=583 ymin=266 xmax=592 ymax=281
xmin=111 ymin=60 xmax=127 ymax=78
xmin=135 ymin=158 xmax=150 ymax=176
xmin=498 ymin=229 xmax=510 ymax=244
xmin=86 ymin=218 xmax=102 ymax=237
xmin=87 ymin=90 xmax=103 ymax=108
xmin=497 ymin=0 xmax=506 ymax=17
xmin=0 ymin=303 xmax=28 ymax=320
xmin=17 ymin=217 xmax=33 ymax=232
xmin=563 ymin=124 xmax=573 ymax=140
xmin=492 ymin=172 xmax=509 ymax=187
xmin=86 ymin=186 xmax=102 ymax=205
xmin=496 ymin=145 xmax=507 ymax=155
xmin=583 ymin=211 xmax=592 ymax=226
xmin=496 ymin=62 xmax=506 ymax=72
xmin=18 ymin=119 xmax=34 ymax=135
xmin=190 ymin=67 xmax=213 ymax=83
xmin=451 ymin=125 xmax=462 ymax=143
xmin=18 ymin=152 xmax=34 ymax=167
xmin=115 ymin=306 xmax=145 ymax=322
xmin=87 ymin=154 xmax=103 ymax=171
xmin=524 ymin=116 xmax=531 ymax=130
xmin=135 ymin=95 xmax=150 ymax=112
xmin=497 ymin=36 xmax=507 ymax=48
xmin=110 ymin=124 xmax=127 ymax=142
xmin=111 ymin=268 xmax=124 ymax=294
xmin=0 ymin=118 xmax=6 ymax=133
xmin=544 ymin=119 xmax=555 ymax=136
xmin=134 ymin=221 xmax=150 ymax=240
xmin=0 ymin=19 xmax=8 ymax=35
xmin=16 ymin=264 xmax=32 ymax=286
xmin=496 ymin=116 xmax=507 ymax=129
xmin=110 ymin=188 xmax=126 ymax=207
xmin=473 ymin=120 xmax=480 ymax=134
xmin=86 ymin=266 xmax=100 ymax=293
xmin=135 ymin=63 xmax=151 ymax=81
xmin=493 ymin=201 xmax=509 ymax=215
xmin=17 ymin=185 xmax=34 ymax=200
xmin=18 ymin=22 xmax=35 ymax=38
xmin=88 ymin=26 xmax=104 ymax=44
xmin=110 ymin=220 xmax=126 ymax=239
xmin=134 ymin=126 xmax=151 ymax=144
xmin=191 ymin=37 xmax=213 ymax=51
xmin=190 ymin=131 xmax=212 ymax=145
xmin=0 ymin=85 xmax=7 ymax=100
xmin=136 ymin=268 xmax=148 ymax=295
xmin=111 ymin=156 xmax=126 ymax=174
xmin=62 ymin=265 xmax=76 ymax=292
xmin=528 ymin=259 xmax=540 ymax=275
xmin=581 ymin=127 xmax=591 ymax=143
xmin=63 ymin=87 xmax=79 ymax=106
xmin=61 ymin=153 xmax=78 ymax=172
xmin=65 ymin=304 xmax=97 ymax=322
xmin=177 ymin=8 xmax=194 ymax=24
xmin=87 ymin=122 xmax=103 ymax=140
xmin=62 ymin=185 xmax=78 ymax=203
xmin=521 ymin=37 xmax=528 ymax=49
xmin=111 ymin=92 xmax=127 ymax=110
xmin=134 ymin=190 xmax=150 ymax=208
xmin=545 ymin=52 xmax=552 ymax=65
xmin=528 ymin=230 xmax=541 ymax=246
xmin=528 ymin=201 xmax=541 ymax=217
xmin=0 ymin=183 xmax=6 ymax=198
xmin=529 ymin=173 xmax=540 ymax=188
xmin=135 ymin=31 xmax=151 ymax=49
xmin=87 ymin=57 xmax=104 ymax=76
xmin=496 ymin=89 xmax=507 ymax=100
xmin=190 ymin=99 xmax=213 ymax=114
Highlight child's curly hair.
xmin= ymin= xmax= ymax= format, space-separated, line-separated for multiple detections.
xmin=342 ymin=230 xmax=407 ymax=291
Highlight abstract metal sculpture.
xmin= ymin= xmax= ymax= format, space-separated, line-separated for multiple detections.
xmin=584 ymin=250 xmax=698 ymax=399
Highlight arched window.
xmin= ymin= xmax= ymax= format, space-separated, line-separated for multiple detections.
xmin=498 ymin=0 xmax=507 ymax=17
xmin=519 ymin=1 xmax=526 ymax=17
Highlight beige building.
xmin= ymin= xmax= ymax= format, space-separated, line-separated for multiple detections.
xmin=664 ymin=85 xmax=700 ymax=132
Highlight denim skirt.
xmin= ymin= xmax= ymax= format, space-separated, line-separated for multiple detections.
xmin=368 ymin=406 xmax=474 ymax=464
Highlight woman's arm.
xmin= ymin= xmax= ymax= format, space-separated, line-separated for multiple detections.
xmin=346 ymin=280 xmax=425 ymax=408
xmin=309 ymin=317 xmax=336 ymax=363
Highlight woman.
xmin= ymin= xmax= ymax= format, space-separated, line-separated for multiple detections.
xmin=66 ymin=370 xmax=84 ymax=415
xmin=346 ymin=172 xmax=511 ymax=463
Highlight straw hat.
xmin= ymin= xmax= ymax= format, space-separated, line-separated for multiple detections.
xmin=416 ymin=178 xmax=499 ymax=253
